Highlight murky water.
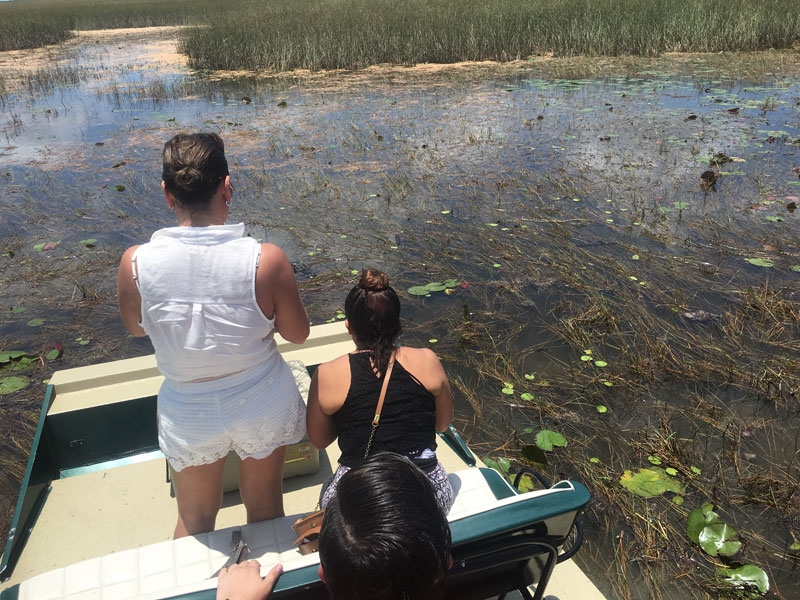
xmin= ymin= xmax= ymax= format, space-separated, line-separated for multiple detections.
xmin=1 ymin=32 xmax=799 ymax=599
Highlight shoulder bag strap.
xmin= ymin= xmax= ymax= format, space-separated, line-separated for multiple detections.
xmin=364 ymin=356 xmax=395 ymax=459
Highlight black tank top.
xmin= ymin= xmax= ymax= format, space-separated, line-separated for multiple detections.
xmin=332 ymin=353 xmax=437 ymax=469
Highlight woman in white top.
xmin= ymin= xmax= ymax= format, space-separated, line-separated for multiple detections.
xmin=117 ymin=133 xmax=310 ymax=538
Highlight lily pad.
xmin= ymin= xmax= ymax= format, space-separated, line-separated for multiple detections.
xmin=79 ymin=239 xmax=97 ymax=246
xmin=717 ymin=565 xmax=768 ymax=596
xmin=425 ymin=282 xmax=447 ymax=292
xmin=673 ymin=496 xmax=684 ymax=505
xmin=580 ymin=355 xmax=592 ymax=361
xmin=520 ymin=392 xmax=534 ymax=401
xmin=765 ymin=216 xmax=783 ymax=222
xmin=45 ymin=348 xmax=61 ymax=360
xmin=524 ymin=373 xmax=535 ymax=380
xmin=648 ymin=455 xmax=662 ymax=465
xmin=0 ymin=376 xmax=30 ymax=394
xmin=690 ymin=466 xmax=702 ymax=475
xmin=792 ymin=265 xmax=800 ymax=272
xmin=408 ymin=286 xmax=429 ymax=296
xmin=620 ymin=467 xmax=685 ymax=497
xmin=746 ymin=258 xmax=773 ymax=267
xmin=665 ymin=467 xmax=678 ymax=476
xmin=443 ymin=279 xmax=458 ymax=288
xmin=589 ymin=457 xmax=600 ymax=464
xmin=11 ymin=306 xmax=27 ymax=314
xmin=0 ymin=351 xmax=27 ymax=363
xmin=535 ymin=430 xmax=567 ymax=451
xmin=27 ymin=318 xmax=45 ymax=327
xmin=113 ymin=185 xmax=126 ymax=192
xmin=596 ymin=405 xmax=607 ymax=413
xmin=501 ymin=386 xmax=514 ymax=395
xmin=700 ymin=523 xmax=741 ymax=557
xmin=594 ymin=360 xmax=608 ymax=367
xmin=673 ymin=201 xmax=690 ymax=210
xmin=428 ymin=338 xmax=438 ymax=344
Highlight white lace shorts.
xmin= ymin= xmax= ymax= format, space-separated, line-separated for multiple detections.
xmin=157 ymin=357 xmax=306 ymax=472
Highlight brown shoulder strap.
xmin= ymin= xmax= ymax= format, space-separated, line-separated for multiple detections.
xmin=372 ymin=357 xmax=395 ymax=426
xmin=364 ymin=356 xmax=395 ymax=459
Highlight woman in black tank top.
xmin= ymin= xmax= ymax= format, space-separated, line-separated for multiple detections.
xmin=307 ymin=269 xmax=455 ymax=513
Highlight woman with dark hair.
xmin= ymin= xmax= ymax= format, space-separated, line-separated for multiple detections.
xmin=216 ymin=453 xmax=452 ymax=600
xmin=117 ymin=133 xmax=310 ymax=538
xmin=306 ymin=269 xmax=454 ymax=512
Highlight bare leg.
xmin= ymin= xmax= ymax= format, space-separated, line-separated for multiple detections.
xmin=238 ymin=446 xmax=287 ymax=523
xmin=171 ymin=457 xmax=227 ymax=538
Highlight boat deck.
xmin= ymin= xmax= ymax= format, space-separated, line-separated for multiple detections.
xmin=0 ymin=323 xmax=604 ymax=599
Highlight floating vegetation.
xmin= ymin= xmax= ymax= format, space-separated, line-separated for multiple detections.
xmin=620 ymin=467 xmax=685 ymax=498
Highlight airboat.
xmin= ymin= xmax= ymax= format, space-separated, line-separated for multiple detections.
xmin=0 ymin=322 xmax=603 ymax=600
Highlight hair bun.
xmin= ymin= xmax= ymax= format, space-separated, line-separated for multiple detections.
xmin=174 ymin=166 xmax=204 ymax=190
xmin=360 ymin=269 xmax=390 ymax=291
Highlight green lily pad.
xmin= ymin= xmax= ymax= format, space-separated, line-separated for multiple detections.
xmin=0 ymin=351 xmax=27 ymax=363
xmin=673 ymin=201 xmax=690 ymax=210
xmin=603 ymin=381 xmax=613 ymax=387
xmin=27 ymin=318 xmax=45 ymax=327
xmin=79 ymin=239 xmax=97 ymax=246
xmin=700 ymin=523 xmax=741 ymax=557
xmin=535 ymin=430 xmax=567 ymax=451
xmin=501 ymin=387 xmax=514 ymax=395
xmin=11 ymin=306 xmax=27 ymax=314
xmin=673 ymin=496 xmax=684 ymax=505
xmin=746 ymin=258 xmax=773 ymax=267
xmin=690 ymin=466 xmax=702 ymax=475
xmin=765 ymin=216 xmax=783 ymax=222
xmin=791 ymin=265 xmax=800 ymax=272
xmin=665 ymin=467 xmax=678 ymax=476
xmin=114 ymin=185 xmax=126 ymax=192
xmin=443 ymin=279 xmax=458 ymax=288
xmin=428 ymin=338 xmax=438 ymax=344
xmin=717 ymin=565 xmax=768 ymax=596
xmin=589 ymin=457 xmax=600 ymax=464
xmin=647 ymin=455 xmax=662 ymax=465
xmin=408 ymin=286 xmax=429 ymax=296
xmin=620 ymin=467 xmax=685 ymax=497
xmin=632 ymin=254 xmax=640 ymax=260
xmin=580 ymin=355 xmax=592 ymax=361
xmin=425 ymin=282 xmax=447 ymax=292
xmin=596 ymin=405 xmax=607 ymax=413
xmin=0 ymin=376 xmax=30 ymax=394
xmin=350 ymin=269 xmax=359 ymax=275
xmin=520 ymin=392 xmax=534 ymax=401
xmin=492 ymin=263 xmax=501 ymax=268
xmin=594 ymin=360 xmax=608 ymax=367
xmin=524 ymin=373 xmax=535 ymax=380
xmin=45 ymin=349 xmax=60 ymax=360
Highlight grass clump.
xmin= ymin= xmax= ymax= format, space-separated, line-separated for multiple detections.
xmin=179 ymin=0 xmax=800 ymax=72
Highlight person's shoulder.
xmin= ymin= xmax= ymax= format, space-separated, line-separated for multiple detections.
xmin=397 ymin=346 xmax=440 ymax=365
xmin=119 ymin=245 xmax=141 ymax=263
xmin=316 ymin=354 xmax=351 ymax=377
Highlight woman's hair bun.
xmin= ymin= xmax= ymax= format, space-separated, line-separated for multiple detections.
xmin=360 ymin=269 xmax=390 ymax=291
xmin=174 ymin=166 xmax=204 ymax=190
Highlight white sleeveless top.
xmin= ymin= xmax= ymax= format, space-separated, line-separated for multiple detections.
xmin=133 ymin=223 xmax=278 ymax=382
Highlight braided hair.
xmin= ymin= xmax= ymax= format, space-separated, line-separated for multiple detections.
xmin=345 ymin=269 xmax=401 ymax=375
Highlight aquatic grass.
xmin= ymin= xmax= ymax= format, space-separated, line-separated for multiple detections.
xmin=180 ymin=0 xmax=800 ymax=72
xmin=0 ymin=0 xmax=222 ymax=51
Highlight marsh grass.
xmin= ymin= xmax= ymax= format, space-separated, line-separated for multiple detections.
xmin=180 ymin=0 xmax=800 ymax=72
xmin=0 ymin=0 xmax=220 ymax=51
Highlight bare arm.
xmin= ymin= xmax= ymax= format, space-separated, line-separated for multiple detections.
xmin=256 ymin=244 xmax=309 ymax=345
xmin=430 ymin=355 xmax=454 ymax=432
xmin=117 ymin=246 xmax=147 ymax=337
xmin=306 ymin=366 xmax=339 ymax=449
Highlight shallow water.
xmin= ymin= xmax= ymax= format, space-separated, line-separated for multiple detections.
xmin=1 ymin=32 xmax=799 ymax=599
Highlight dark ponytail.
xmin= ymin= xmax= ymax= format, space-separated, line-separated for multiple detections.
xmin=345 ymin=269 xmax=401 ymax=374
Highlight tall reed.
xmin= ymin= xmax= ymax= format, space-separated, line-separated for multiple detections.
xmin=179 ymin=0 xmax=800 ymax=71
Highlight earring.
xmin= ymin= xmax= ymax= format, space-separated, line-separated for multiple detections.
xmin=225 ymin=200 xmax=232 ymax=207
xmin=169 ymin=204 xmax=174 ymax=211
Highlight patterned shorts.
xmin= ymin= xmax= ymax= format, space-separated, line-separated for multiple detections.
xmin=319 ymin=460 xmax=455 ymax=514
xmin=158 ymin=358 xmax=306 ymax=472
